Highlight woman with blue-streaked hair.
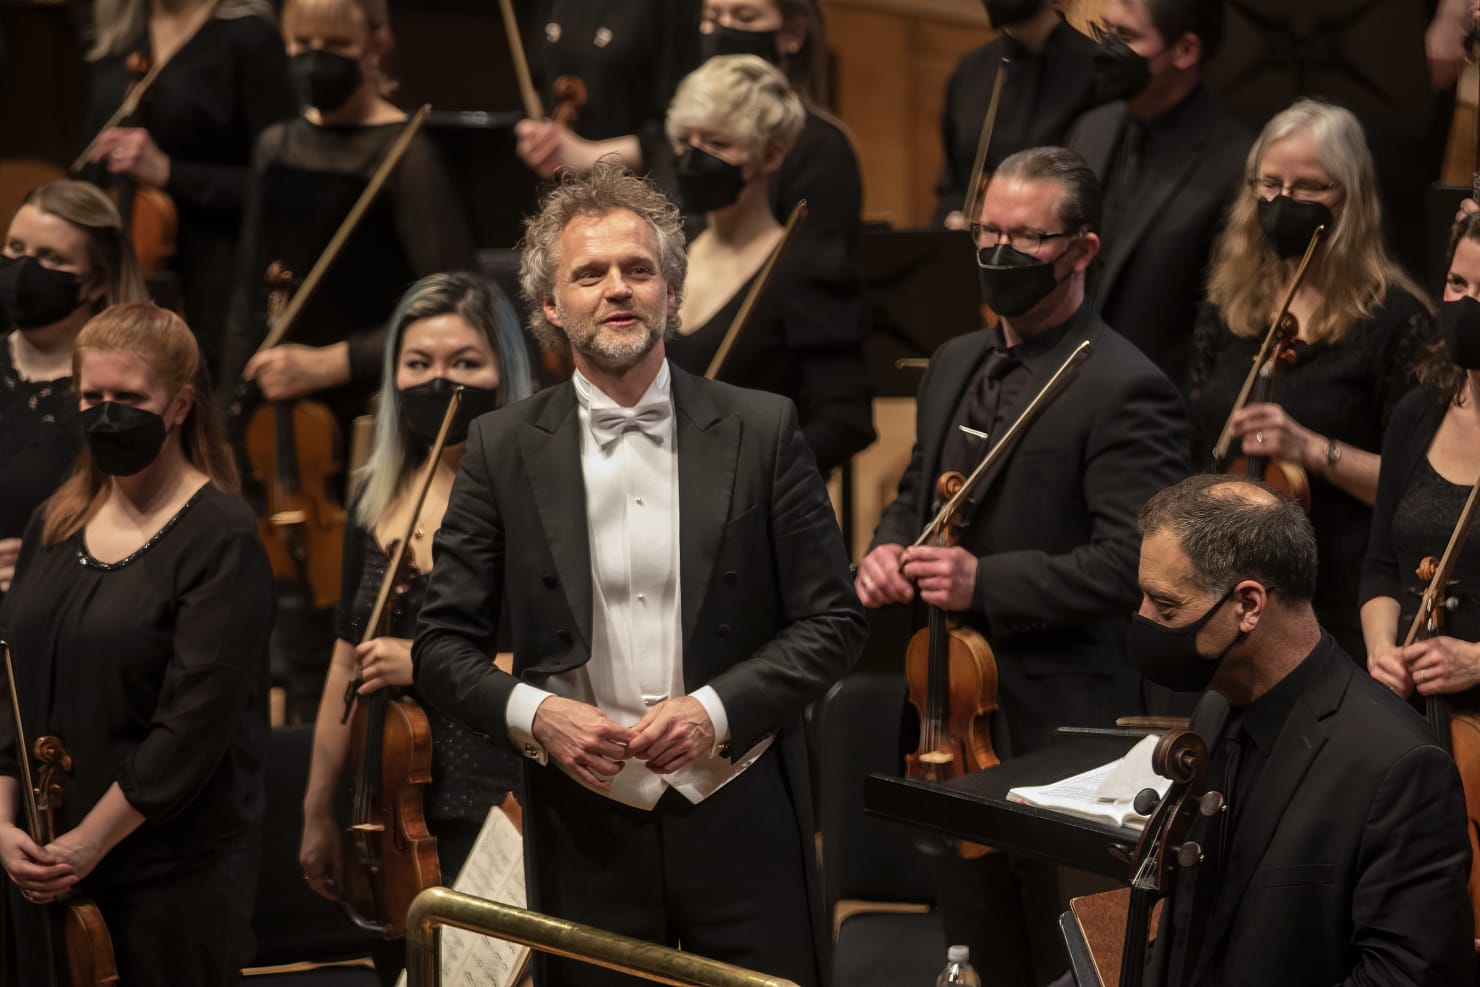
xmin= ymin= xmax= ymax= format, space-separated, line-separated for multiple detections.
xmin=297 ymin=271 xmax=531 ymax=985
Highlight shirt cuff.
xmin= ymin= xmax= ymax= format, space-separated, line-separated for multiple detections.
xmin=507 ymin=682 xmax=555 ymax=764
xmin=690 ymin=685 xmax=730 ymax=757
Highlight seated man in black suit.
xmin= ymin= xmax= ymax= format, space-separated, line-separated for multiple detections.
xmin=857 ymin=146 xmax=1190 ymax=986
xmin=1130 ymin=475 xmax=1473 ymax=986
xmin=1067 ymin=0 xmax=1250 ymax=384
xmin=413 ymin=161 xmax=866 ymax=987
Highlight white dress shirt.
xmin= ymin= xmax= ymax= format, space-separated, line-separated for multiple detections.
xmin=506 ymin=361 xmax=770 ymax=809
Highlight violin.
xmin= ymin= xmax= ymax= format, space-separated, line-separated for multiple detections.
xmin=1117 ymin=729 xmax=1217 ymax=987
xmin=1210 ymin=224 xmax=1325 ymax=511
xmin=2 ymin=645 xmax=119 ymax=987
xmin=1221 ymin=313 xmax=1311 ymax=510
xmin=242 ymin=262 xmax=346 ymax=609
xmin=904 ymin=471 xmax=1000 ymax=859
xmin=337 ymin=390 xmax=463 ymax=936
xmin=1406 ymin=475 xmax=1480 ymax=951
xmin=901 ymin=341 xmax=1093 ymax=856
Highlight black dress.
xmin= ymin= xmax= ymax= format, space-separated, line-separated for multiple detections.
xmin=1360 ymin=388 xmax=1480 ymax=712
xmin=0 ymin=485 xmax=274 ymax=986
xmin=84 ymin=11 xmax=298 ymax=370
xmin=219 ymin=117 xmax=476 ymax=434
xmin=1188 ymin=288 xmax=1436 ymax=659
xmin=665 ymin=230 xmax=873 ymax=473
xmin=528 ymin=0 xmax=703 ymax=174
xmin=0 ymin=336 xmax=80 ymax=540
xmin=336 ymin=517 xmax=521 ymax=985
xmin=932 ymin=17 xmax=1101 ymax=225
xmin=769 ymin=110 xmax=862 ymax=244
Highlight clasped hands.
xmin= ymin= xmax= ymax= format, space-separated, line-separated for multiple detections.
xmin=0 ymin=823 xmax=102 ymax=905
xmin=854 ymin=543 xmax=976 ymax=612
xmin=1369 ymin=635 xmax=1480 ymax=698
xmin=531 ymin=695 xmax=714 ymax=790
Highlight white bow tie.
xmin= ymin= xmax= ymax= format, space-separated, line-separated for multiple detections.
xmin=589 ymin=398 xmax=671 ymax=449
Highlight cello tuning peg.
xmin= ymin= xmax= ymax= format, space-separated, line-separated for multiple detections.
xmin=1199 ymin=791 xmax=1226 ymax=817
xmin=1133 ymin=787 xmax=1162 ymax=816
xmin=1175 ymin=842 xmax=1204 ymax=868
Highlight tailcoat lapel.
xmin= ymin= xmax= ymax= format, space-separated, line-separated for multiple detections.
xmin=671 ymin=366 xmax=739 ymax=650
xmin=517 ymin=382 xmax=594 ymax=653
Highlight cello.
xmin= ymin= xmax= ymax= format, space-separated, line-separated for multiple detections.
xmin=1209 ymin=224 xmax=1325 ymax=510
xmin=902 ymin=340 xmax=1093 ymax=856
xmin=335 ymin=390 xmax=463 ymax=936
xmin=1 ymin=643 xmax=118 ymax=987
xmin=1406 ymin=476 xmax=1480 ymax=951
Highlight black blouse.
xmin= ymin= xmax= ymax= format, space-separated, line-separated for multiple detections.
xmin=1360 ymin=389 xmax=1480 ymax=708
xmin=335 ymin=519 xmax=519 ymax=824
xmin=1188 ymin=288 xmax=1436 ymax=659
xmin=218 ymin=117 xmax=476 ymax=432
xmin=665 ymin=230 xmax=874 ymax=472
xmin=0 ymin=486 xmax=274 ymax=886
xmin=769 ymin=111 xmax=862 ymax=244
xmin=0 ymin=336 xmax=81 ymax=539
xmin=84 ymin=12 xmax=298 ymax=367
xmin=528 ymin=0 xmax=702 ymax=171
xmin=933 ymin=18 xmax=1101 ymax=225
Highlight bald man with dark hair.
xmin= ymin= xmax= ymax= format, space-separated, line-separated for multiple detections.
xmin=1130 ymin=475 xmax=1473 ymax=986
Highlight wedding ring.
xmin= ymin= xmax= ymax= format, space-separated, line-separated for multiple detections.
xmin=1255 ymin=431 xmax=1264 ymax=444
xmin=863 ymin=576 xmax=874 ymax=589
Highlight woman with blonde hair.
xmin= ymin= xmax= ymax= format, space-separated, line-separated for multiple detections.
xmin=1188 ymin=98 xmax=1436 ymax=659
xmin=299 ymin=273 xmax=529 ymax=985
xmin=82 ymin=0 xmax=296 ymax=366
xmin=0 ymin=180 xmax=149 ymax=592
xmin=663 ymin=54 xmax=872 ymax=473
xmin=0 ymin=304 xmax=274 ymax=985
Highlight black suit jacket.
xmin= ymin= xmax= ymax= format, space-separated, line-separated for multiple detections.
xmin=413 ymin=362 xmax=866 ymax=761
xmin=1149 ymin=639 xmax=1474 ymax=987
xmin=871 ymin=309 xmax=1189 ymax=752
xmin=1067 ymin=87 xmax=1251 ymax=384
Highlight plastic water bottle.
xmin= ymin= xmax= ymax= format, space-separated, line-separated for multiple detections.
xmin=936 ymin=945 xmax=981 ymax=986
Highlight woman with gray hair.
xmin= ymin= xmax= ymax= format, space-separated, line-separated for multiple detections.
xmin=1188 ymin=98 xmax=1437 ymax=660
xmin=298 ymin=271 xmax=529 ymax=986
xmin=662 ymin=53 xmax=873 ymax=473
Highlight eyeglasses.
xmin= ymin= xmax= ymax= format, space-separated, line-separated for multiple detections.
xmin=970 ymin=224 xmax=1075 ymax=255
xmin=1249 ymin=177 xmax=1340 ymax=202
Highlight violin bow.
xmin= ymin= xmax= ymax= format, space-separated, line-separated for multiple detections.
xmin=498 ymin=0 xmax=545 ymax=120
xmin=1209 ymin=224 xmax=1326 ymax=467
xmin=254 ymin=105 xmax=432 ymax=356
xmin=71 ymin=0 xmax=219 ymax=173
xmin=2 ymin=644 xmax=45 ymax=845
xmin=1405 ymin=479 xmax=1480 ymax=647
xmin=705 ymin=201 xmax=808 ymax=380
xmin=342 ymin=388 xmax=462 ymax=720
xmin=960 ymin=58 xmax=1010 ymax=228
xmin=910 ymin=339 xmax=1092 ymax=548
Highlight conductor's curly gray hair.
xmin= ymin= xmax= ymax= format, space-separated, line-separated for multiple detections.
xmin=518 ymin=159 xmax=688 ymax=351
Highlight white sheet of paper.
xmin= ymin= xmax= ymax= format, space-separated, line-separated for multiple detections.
xmin=1006 ymin=734 xmax=1171 ymax=830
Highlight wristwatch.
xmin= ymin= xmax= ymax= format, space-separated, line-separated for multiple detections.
xmin=1325 ymin=436 xmax=1342 ymax=469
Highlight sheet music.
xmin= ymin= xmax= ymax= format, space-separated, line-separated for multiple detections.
xmin=1006 ymin=734 xmax=1167 ymax=830
xmin=396 ymin=805 xmax=529 ymax=987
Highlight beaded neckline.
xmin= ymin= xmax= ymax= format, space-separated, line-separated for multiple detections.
xmin=76 ymin=486 xmax=208 ymax=571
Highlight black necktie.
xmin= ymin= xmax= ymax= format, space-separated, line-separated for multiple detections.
xmin=941 ymin=349 xmax=1021 ymax=477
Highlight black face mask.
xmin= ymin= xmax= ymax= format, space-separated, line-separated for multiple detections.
xmin=290 ymin=50 xmax=363 ymax=112
xmin=1090 ymin=34 xmax=1152 ymax=105
xmin=0 ymin=255 xmax=85 ymax=330
xmin=399 ymin=377 xmax=500 ymax=447
xmin=699 ymin=24 xmax=781 ymax=64
xmin=675 ymin=146 xmax=747 ymax=214
xmin=79 ymin=401 xmax=169 ymax=477
xmin=1256 ymin=196 xmax=1332 ymax=260
xmin=976 ymin=243 xmax=1067 ymax=318
xmin=1442 ymin=295 xmax=1480 ymax=370
xmin=982 ymin=0 xmax=1043 ymax=28
xmin=1128 ymin=585 xmax=1241 ymax=693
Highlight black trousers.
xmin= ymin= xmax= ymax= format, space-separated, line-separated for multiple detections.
xmin=526 ymin=749 xmax=820 ymax=987
xmin=7 ymin=845 xmax=256 ymax=987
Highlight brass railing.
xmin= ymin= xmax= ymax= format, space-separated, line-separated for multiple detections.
xmin=405 ymin=887 xmax=802 ymax=987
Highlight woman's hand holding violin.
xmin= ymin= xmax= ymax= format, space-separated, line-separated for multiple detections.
xmin=91 ymin=127 xmax=171 ymax=188
xmin=354 ymin=636 xmax=413 ymax=694
xmin=1405 ymin=635 xmax=1480 ymax=696
xmin=1369 ymin=645 xmax=1414 ymax=698
xmin=1230 ymin=402 xmax=1320 ymax=466
xmin=0 ymin=822 xmax=77 ymax=904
